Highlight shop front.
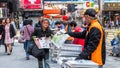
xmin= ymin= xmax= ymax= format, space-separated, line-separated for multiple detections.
xmin=103 ymin=2 xmax=120 ymax=27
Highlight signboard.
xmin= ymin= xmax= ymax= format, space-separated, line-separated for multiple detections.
xmin=104 ymin=3 xmax=120 ymax=11
xmin=19 ymin=0 xmax=42 ymax=9
xmin=44 ymin=0 xmax=79 ymax=1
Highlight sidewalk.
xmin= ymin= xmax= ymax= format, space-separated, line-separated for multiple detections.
xmin=0 ymin=43 xmax=38 ymax=68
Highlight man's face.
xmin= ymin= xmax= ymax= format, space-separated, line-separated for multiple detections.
xmin=84 ymin=15 xmax=91 ymax=24
xmin=38 ymin=16 xmax=43 ymax=22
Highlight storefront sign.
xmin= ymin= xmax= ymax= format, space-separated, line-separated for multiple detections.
xmin=19 ymin=0 xmax=42 ymax=9
xmin=104 ymin=3 xmax=120 ymax=11
xmin=86 ymin=2 xmax=94 ymax=7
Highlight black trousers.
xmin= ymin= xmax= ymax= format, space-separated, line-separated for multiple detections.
xmin=0 ymin=39 xmax=7 ymax=52
xmin=38 ymin=49 xmax=49 ymax=68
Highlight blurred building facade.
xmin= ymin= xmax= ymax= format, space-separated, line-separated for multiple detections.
xmin=0 ymin=0 xmax=19 ymax=17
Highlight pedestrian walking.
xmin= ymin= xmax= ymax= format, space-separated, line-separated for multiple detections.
xmin=32 ymin=19 xmax=53 ymax=68
xmin=23 ymin=15 xmax=29 ymax=26
xmin=20 ymin=15 xmax=29 ymax=32
xmin=3 ymin=18 xmax=16 ymax=55
xmin=0 ymin=18 xmax=7 ymax=53
xmin=22 ymin=19 xmax=34 ymax=60
xmin=0 ymin=18 xmax=4 ymax=45
xmin=67 ymin=9 xmax=106 ymax=68
xmin=10 ymin=18 xmax=17 ymax=46
xmin=10 ymin=18 xmax=17 ymax=32
xmin=34 ymin=15 xmax=43 ymax=29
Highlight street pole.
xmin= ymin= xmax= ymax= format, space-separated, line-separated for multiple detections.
xmin=98 ymin=0 xmax=103 ymax=25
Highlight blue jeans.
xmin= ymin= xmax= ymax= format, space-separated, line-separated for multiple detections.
xmin=24 ymin=40 xmax=31 ymax=57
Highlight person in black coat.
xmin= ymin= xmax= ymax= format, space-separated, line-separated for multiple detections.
xmin=0 ymin=18 xmax=4 ymax=45
xmin=67 ymin=9 xmax=106 ymax=68
xmin=0 ymin=18 xmax=7 ymax=53
xmin=34 ymin=15 xmax=43 ymax=29
xmin=23 ymin=16 xmax=29 ymax=26
xmin=32 ymin=19 xmax=53 ymax=68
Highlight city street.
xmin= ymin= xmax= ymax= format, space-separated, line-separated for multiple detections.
xmin=1 ymin=0 xmax=120 ymax=68
xmin=0 ymin=37 xmax=120 ymax=68
xmin=0 ymin=43 xmax=38 ymax=68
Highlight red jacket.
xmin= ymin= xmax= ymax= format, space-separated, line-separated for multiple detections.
xmin=72 ymin=26 xmax=84 ymax=51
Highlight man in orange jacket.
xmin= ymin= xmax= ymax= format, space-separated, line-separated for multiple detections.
xmin=67 ymin=9 xmax=106 ymax=68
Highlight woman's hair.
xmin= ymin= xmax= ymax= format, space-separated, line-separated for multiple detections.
xmin=55 ymin=21 xmax=61 ymax=25
xmin=42 ymin=19 xmax=50 ymax=25
xmin=10 ymin=17 xmax=14 ymax=21
xmin=5 ymin=18 xmax=11 ymax=24
xmin=69 ymin=21 xmax=77 ymax=27
xmin=0 ymin=18 xmax=3 ymax=24
xmin=27 ymin=19 xmax=33 ymax=25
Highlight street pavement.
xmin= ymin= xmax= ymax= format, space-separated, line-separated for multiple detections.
xmin=104 ymin=28 xmax=120 ymax=68
xmin=0 ymin=41 xmax=120 ymax=68
xmin=0 ymin=43 xmax=38 ymax=68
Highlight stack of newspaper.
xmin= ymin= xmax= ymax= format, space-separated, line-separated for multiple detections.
xmin=59 ymin=44 xmax=82 ymax=57
xmin=65 ymin=60 xmax=98 ymax=68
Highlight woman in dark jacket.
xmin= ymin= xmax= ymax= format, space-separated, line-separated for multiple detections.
xmin=0 ymin=18 xmax=7 ymax=53
xmin=0 ymin=18 xmax=4 ymax=44
xmin=32 ymin=19 xmax=52 ymax=68
xmin=3 ymin=18 xmax=16 ymax=55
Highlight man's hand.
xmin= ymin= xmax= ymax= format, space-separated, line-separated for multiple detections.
xmin=75 ymin=56 xmax=81 ymax=60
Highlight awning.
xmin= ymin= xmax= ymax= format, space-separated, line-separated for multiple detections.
xmin=44 ymin=14 xmax=61 ymax=18
xmin=43 ymin=9 xmax=60 ymax=14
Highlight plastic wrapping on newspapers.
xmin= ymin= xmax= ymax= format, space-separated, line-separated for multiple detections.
xmin=51 ymin=29 xmax=69 ymax=48
xmin=64 ymin=60 xmax=98 ymax=68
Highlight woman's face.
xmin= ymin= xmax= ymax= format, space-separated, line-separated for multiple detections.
xmin=56 ymin=24 xmax=61 ymax=28
xmin=2 ymin=19 xmax=5 ymax=23
xmin=42 ymin=20 xmax=49 ymax=29
xmin=2 ymin=19 xmax=5 ymax=25
xmin=70 ymin=25 xmax=75 ymax=30
xmin=6 ymin=18 xmax=10 ymax=24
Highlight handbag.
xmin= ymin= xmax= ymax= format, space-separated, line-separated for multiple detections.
xmin=18 ymin=26 xmax=31 ymax=43
xmin=18 ymin=32 xmax=26 ymax=43
xmin=28 ymin=41 xmax=45 ymax=59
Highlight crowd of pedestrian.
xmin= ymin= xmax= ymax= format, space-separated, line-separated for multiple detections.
xmin=0 ymin=17 xmax=16 ymax=55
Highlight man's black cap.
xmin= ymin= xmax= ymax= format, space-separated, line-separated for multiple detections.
xmin=84 ymin=9 xmax=96 ymax=17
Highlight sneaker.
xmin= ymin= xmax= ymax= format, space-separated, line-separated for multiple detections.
xmin=26 ymin=57 xmax=30 ymax=60
xmin=7 ymin=53 xmax=11 ymax=55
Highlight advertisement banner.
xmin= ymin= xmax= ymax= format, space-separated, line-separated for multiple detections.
xmin=20 ymin=0 xmax=42 ymax=9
